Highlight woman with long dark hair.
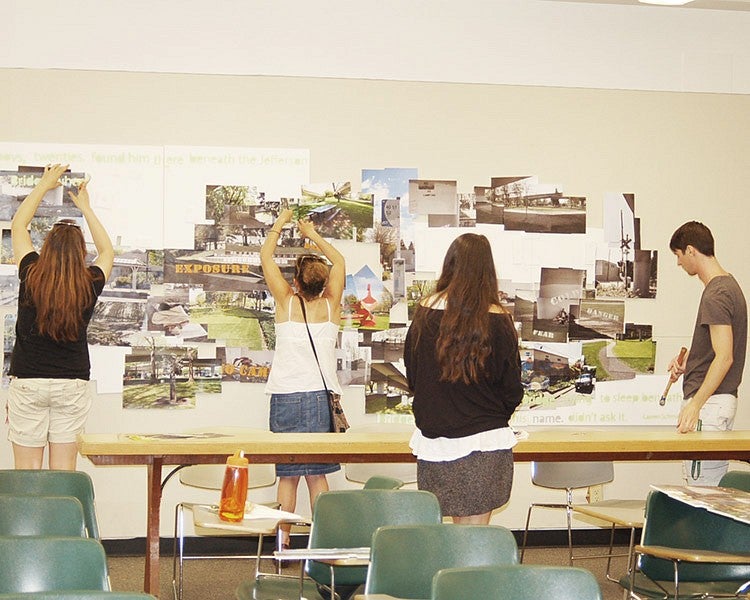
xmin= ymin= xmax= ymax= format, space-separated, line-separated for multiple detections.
xmin=404 ymin=233 xmax=523 ymax=523
xmin=261 ymin=208 xmax=345 ymax=549
xmin=7 ymin=164 xmax=114 ymax=470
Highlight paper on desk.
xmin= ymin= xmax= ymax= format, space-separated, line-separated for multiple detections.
xmin=243 ymin=502 xmax=303 ymax=522
xmin=192 ymin=503 xmax=305 ymax=533
xmin=274 ymin=547 xmax=370 ymax=560
xmin=125 ymin=432 xmax=232 ymax=441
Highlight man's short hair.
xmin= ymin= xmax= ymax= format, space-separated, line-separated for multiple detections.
xmin=669 ymin=221 xmax=715 ymax=257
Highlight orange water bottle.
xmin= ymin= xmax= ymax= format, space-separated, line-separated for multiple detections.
xmin=219 ymin=450 xmax=249 ymax=522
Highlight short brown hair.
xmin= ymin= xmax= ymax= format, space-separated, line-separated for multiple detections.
xmin=669 ymin=221 xmax=715 ymax=257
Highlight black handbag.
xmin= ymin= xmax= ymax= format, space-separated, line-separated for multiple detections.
xmin=297 ymin=295 xmax=350 ymax=433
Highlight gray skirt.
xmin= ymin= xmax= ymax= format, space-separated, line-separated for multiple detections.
xmin=417 ymin=449 xmax=514 ymax=517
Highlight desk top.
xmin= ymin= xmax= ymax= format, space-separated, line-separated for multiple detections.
xmin=78 ymin=427 xmax=750 ymax=466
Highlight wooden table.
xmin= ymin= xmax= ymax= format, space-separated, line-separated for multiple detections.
xmin=77 ymin=427 xmax=750 ymax=596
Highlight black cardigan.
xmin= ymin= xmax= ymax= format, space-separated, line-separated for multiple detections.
xmin=404 ymin=308 xmax=523 ymax=439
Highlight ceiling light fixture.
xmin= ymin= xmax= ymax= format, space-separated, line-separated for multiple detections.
xmin=638 ymin=0 xmax=694 ymax=5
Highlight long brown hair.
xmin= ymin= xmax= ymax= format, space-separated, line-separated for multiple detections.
xmin=413 ymin=233 xmax=516 ymax=384
xmin=24 ymin=221 xmax=95 ymax=342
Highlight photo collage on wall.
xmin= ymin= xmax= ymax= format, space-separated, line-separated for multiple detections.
xmin=0 ymin=143 xmax=664 ymax=426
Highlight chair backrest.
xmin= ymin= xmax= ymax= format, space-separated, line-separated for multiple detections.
xmin=178 ymin=463 xmax=277 ymax=490
xmin=718 ymin=470 xmax=750 ymax=492
xmin=639 ymin=490 xmax=750 ymax=583
xmin=306 ymin=489 xmax=442 ymax=587
xmin=531 ymin=461 xmax=614 ymax=490
xmin=0 ymin=537 xmax=109 ymax=593
xmin=362 ymin=475 xmax=404 ymax=490
xmin=365 ymin=524 xmax=519 ymax=599
xmin=0 ymin=495 xmax=87 ymax=537
xmin=344 ymin=424 xmax=418 ymax=485
xmin=432 ymin=565 xmax=602 ymax=600
xmin=0 ymin=470 xmax=99 ymax=539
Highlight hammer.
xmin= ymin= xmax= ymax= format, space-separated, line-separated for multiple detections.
xmin=659 ymin=346 xmax=687 ymax=406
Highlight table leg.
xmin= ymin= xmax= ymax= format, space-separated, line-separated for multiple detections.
xmin=145 ymin=459 xmax=164 ymax=596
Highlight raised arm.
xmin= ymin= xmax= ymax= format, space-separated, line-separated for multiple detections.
xmin=297 ymin=218 xmax=345 ymax=304
xmin=68 ymin=178 xmax=115 ymax=280
xmin=260 ymin=209 xmax=295 ymax=304
xmin=11 ymin=163 xmax=69 ymax=265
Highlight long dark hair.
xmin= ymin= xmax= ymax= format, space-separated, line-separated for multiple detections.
xmin=24 ymin=221 xmax=94 ymax=342
xmin=412 ymin=233 xmax=516 ymax=384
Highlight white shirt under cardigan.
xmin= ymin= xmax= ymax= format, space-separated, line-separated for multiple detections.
xmin=264 ymin=297 xmax=342 ymax=395
xmin=409 ymin=426 xmax=517 ymax=462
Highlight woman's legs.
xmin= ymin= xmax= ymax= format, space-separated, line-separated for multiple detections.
xmin=12 ymin=443 xmax=45 ymax=469
xmin=304 ymin=474 xmax=329 ymax=507
xmin=48 ymin=441 xmax=79 ymax=470
xmin=452 ymin=511 xmax=492 ymax=525
xmin=277 ymin=475 xmax=301 ymax=547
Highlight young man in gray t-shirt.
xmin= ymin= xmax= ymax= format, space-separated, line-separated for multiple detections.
xmin=668 ymin=221 xmax=747 ymax=485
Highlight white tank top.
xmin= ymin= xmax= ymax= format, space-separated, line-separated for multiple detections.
xmin=264 ymin=297 xmax=342 ymax=395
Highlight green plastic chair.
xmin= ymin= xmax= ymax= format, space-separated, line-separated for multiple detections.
xmin=0 ymin=495 xmax=87 ymax=537
xmin=0 ymin=470 xmax=99 ymax=539
xmin=620 ymin=489 xmax=750 ymax=599
xmin=236 ymin=489 xmax=442 ymax=600
xmin=362 ymin=475 xmax=404 ymax=490
xmin=364 ymin=524 xmax=519 ymax=600
xmin=719 ymin=470 xmax=750 ymax=492
xmin=432 ymin=565 xmax=602 ymax=600
xmin=0 ymin=537 xmax=109 ymax=593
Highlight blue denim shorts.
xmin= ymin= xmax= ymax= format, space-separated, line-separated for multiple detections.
xmin=269 ymin=390 xmax=340 ymax=477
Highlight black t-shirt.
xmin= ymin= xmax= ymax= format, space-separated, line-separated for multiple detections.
xmin=9 ymin=252 xmax=105 ymax=380
xmin=404 ymin=308 xmax=524 ymax=439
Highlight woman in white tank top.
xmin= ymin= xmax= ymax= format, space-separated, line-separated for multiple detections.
xmin=260 ymin=208 xmax=345 ymax=549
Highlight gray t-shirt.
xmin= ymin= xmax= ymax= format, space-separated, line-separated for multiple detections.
xmin=683 ymin=274 xmax=747 ymax=399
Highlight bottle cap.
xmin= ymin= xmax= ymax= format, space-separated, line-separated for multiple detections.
xmin=226 ymin=450 xmax=249 ymax=467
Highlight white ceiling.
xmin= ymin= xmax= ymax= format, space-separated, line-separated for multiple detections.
xmin=542 ymin=0 xmax=750 ymax=10
xmin=2 ymin=1 xmax=749 ymax=93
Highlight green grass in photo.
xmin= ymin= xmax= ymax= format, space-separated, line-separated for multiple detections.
xmin=191 ymin=306 xmax=270 ymax=349
xmin=611 ymin=339 xmax=656 ymax=373
xmin=582 ymin=340 xmax=609 ymax=379
xmin=336 ymin=198 xmax=374 ymax=230
xmin=123 ymin=382 xmax=196 ymax=409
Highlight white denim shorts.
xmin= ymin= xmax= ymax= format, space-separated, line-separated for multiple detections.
xmin=7 ymin=378 xmax=93 ymax=446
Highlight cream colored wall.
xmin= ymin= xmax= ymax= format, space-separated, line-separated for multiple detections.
xmin=1 ymin=68 xmax=749 ymax=537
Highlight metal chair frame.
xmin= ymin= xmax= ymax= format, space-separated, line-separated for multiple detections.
xmin=520 ymin=461 xmax=645 ymax=582
xmin=169 ymin=462 xmax=290 ymax=600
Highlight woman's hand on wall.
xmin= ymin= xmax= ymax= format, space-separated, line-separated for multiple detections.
xmin=297 ymin=218 xmax=317 ymax=239
xmin=68 ymin=177 xmax=92 ymax=211
xmin=39 ymin=163 xmax=69 ymax=191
